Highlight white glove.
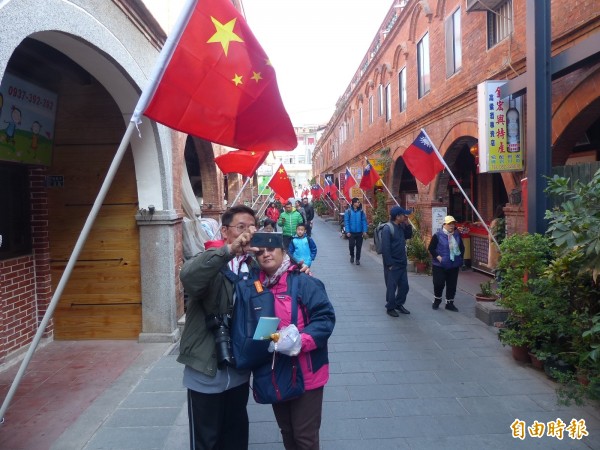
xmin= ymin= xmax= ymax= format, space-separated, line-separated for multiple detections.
xmin=268 ymin=324 xmax=302 ymax=356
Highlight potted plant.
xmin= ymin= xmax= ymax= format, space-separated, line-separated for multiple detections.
xmin=405 ymin=207 xmax=430 ymax=273
xmin=475 ymin=279 xmax=497 ymax=302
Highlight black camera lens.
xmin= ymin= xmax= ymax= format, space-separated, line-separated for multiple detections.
xmin=205 ymin=314 xmax=236 ymax=368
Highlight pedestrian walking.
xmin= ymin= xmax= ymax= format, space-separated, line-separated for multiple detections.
xmin=265 ymin=202 xmax=280 ymax=231
xmin=278 ymin=200 xmax=304 ymax=249
xmin=343 ymin=197 xmax=368 ymax=265
xmin=381 ymin=206 xmax=413 ymax=317
xmin=302 ymin=197 xmax=315 ymax=236
xmin=428 ymin=215 xmax=465 ymax=312
xmin=295 ymin=199 xmax=307 ymax=224
xmin=288 ymin=223 xmax=318 ymax=267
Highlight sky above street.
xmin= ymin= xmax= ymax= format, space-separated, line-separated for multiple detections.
xmin=242 ymin=0 xmax=395 ymax=126
xmin=142 ymin=0 xmax=395 ymax=127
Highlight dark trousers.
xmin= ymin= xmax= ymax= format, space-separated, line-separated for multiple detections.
xmin=384 ymin=266 xmax=409 ymax=310
xmin=283 ymin=235 xmax=293 ymax=250
xmin=272 ymin=387 xmax=324 ymax=450
xmin=348 ymin=233 xmax=363 ymax=260
xmin=187 ymin=382 xmax=249 ymax=450
xmin=432 ymin=265 xmax=460 ymax=300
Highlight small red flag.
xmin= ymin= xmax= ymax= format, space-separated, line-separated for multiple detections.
xmin=268 ymin=164 xmax=294 ymax=201
xmin=310 ymin=184 xmax=323 ymax=199
xmin=403 ymin=131 xmax=444 ymax=185
xmin=329 ymin=183 xmax=339 ymax=201
xmin=143 ymin=0 xmax=297 ymax=152
xmin=359 ymin=162 xmax=381 ymax=190
xmin=343 ymin=168 xmax=357 ymax=199
xmin=214 ymin=150 xmax=268 ymax=177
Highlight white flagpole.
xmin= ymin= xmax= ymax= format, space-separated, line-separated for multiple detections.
xmin=0 ymin=121 xmax=138 ymax=423
xmin=420 ymin=128 xmax=500 ymax=250
xmin=131 ymin=0 xmax=198 ymax=126
xmin=363 ymin=157 xmax=415 ymax=229
xmin=1 ymin=0 xmax=203 ymax=424
xmin=346 ymin=167 xmax=373 ymax=208
xmin=229 ymin=176 xmax=252 ymax=207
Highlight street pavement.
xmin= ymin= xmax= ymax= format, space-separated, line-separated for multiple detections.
xmin=50 ymin=215 xmax=600 ymax=450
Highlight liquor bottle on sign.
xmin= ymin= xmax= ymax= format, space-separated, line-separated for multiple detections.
xmin=506 ymin=98 xmax=520 ymax=153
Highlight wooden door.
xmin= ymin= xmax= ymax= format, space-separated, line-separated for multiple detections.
xmin=48 ymin=145 xmax=141 ymax=339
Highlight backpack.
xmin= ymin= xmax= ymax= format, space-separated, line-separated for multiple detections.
xmin=374 ymin=222 xmax=395 ymax=254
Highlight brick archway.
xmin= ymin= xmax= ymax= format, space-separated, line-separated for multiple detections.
xmin=552 ymin=66 xmax=600 ymax=165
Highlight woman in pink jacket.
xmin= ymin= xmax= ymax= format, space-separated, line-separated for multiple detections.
xmin=255 ymin=245 xmax=335 ymax=450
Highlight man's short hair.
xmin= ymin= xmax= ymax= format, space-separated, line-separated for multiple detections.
xmin=284 ymin=201 xmax=293 ymax=206
xmin=221 ymin=205 xmax=256 ymax=227
xmin=296 ymin=223 xmax=306 ymax=229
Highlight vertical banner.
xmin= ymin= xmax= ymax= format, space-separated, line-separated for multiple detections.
xmin=477 ymin=80 xmax=523 ymax=173
xmin=431 ymin=207 xmax=447 ymax=233
xmin=0 ymin=73 xmax=57 ymax=166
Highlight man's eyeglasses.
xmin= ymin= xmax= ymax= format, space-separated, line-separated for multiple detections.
xmin=227 ymin=224 xmax=253 ymax=232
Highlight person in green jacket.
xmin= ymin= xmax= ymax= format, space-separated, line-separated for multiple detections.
xmin=278 ymin=200 xmax=304 ymax=249
xmin=179 ymin=205 xmax=259 ymax=450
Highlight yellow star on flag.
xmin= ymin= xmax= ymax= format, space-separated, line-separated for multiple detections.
xmin=251 ymin=72 xmax=263 ymax=83
xmin=207 ymin=17 xmax=243 ymax=56
xmin=232 ymin=74 xmax=243 ymax=86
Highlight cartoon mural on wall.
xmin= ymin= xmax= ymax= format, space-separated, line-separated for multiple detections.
xmin=0 ymin=73 xmax=57 ymax=166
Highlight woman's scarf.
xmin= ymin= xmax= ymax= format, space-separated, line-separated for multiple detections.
xmin=262 ymin=254 xmax=292 ymax=288
xmin=443 ymin=228 xmax=461 ymax=261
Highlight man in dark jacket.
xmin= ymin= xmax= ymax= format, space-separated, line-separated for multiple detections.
xmin=302 ymin=197 xmax=315 ymax=236
xmin=179 ymin=205 xmax=258 ymax=450
xmin=381 ymin=206 xmax=413 ymax=317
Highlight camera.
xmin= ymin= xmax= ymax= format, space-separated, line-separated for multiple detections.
xmin=205 ymin=313 xmax=236 ymax=368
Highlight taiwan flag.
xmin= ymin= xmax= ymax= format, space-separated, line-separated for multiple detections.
xmin=403 ymin=131 xmax=444 ymax=185
xmin=268 ymin=164 xmax=294 ymax=201
xmin=138 ymin=0 xmax=297 ymax=152
xmin=311 ymin=184 xmax=324 ymax=199
xmin=359 ymin=162 xmax=380 ymax=190
xmin=343 ymin=168 xmax=357 ymax=199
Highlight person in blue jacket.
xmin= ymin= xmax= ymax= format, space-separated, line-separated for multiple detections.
xmin=428 ymin=215 xmax=465 ymax=312
xmin=343 ymin=197 xmax=368 ymax=265
xmin=288 ymin=223 xmax=317 ymax=267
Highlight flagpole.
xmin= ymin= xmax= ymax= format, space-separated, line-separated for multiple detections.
xmin=0 ymin=121 xmax=138 ymax=423
xmin=230 ymin=176 xmax=252 ymax=207
xmin=131 ymin=0 xmax=197 ymax=125
xmin=420 ymin=128 xmax=500 ymax=250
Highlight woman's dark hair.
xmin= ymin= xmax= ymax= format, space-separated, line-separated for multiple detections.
xmin=263 ymin=218 xmax=276 ymax=228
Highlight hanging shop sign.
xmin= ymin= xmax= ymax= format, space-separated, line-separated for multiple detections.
xmin=0 ymin=73 xmax=57 ymax=166
xmin=476 ymin=80 xmax=523 ymax=173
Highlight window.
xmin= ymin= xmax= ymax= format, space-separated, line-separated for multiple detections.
xmin=0 ymin=164 xmax=32 ymax=260
xmin=359 ymin=107 xmax=363 ymax=132
xmin=385 ymin=83 xmax=392 ymax=122
xmin=417 ymin=32 xmax=430 ymax=98
xmin=398 ymin=67 xmax=407 ymax=112
xmin=378 ymin=84 xmax=384 ymax=116
xmin=487 ymin=0 xmax=512 ymax=48
xmin=445 ymin=7 xmax=462 ymax=77
xmin=369 ymin=96 xmax=374 ymax=124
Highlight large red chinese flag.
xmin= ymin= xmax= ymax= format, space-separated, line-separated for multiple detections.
xmin=403 ymin=131 xmax=444 ymax=185
xmin=143 ymin=0 xmax=297 ymax=152
xmin=214 ymin=150 xmax=268 ymax=177
xmin=359 ymin=162 xmax=381 ymax=190
xmin=343 ymin=167 xmax=357 ymax=199
xmin=268 ymin=164 xmax=294 ymax=200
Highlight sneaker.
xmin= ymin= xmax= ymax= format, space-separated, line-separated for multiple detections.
xmin=356 ymin=260 xmax=360 ymax=265
xmin=432 ymin=298 xmax=442 ymax=310
xmin=445 ymin=301 xmax=459 ymax=312
xmin=350 ymin=256 xmax=354 ymax=264
xmin=386 ymin=309 xmax=399 ymax=317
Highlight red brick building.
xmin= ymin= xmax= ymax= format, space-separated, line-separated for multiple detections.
xmin=313 ymin=0 xmax=600 ymax=270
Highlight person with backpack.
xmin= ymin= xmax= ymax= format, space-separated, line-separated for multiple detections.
xmin=428 ymin=215 xmax=465 ymax=312
xmin=344 ymin=197 xmax=368 ymax=265
xmin=288 ymin=223 xmax=317 ymax=267
xmin=381 ymin=206 xmax=413 ymax=317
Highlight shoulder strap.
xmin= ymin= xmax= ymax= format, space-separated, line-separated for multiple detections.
xmin=289 ymin=273 xmax=299 ymax=325
xmin=387 ymin=221 xmax=395 ymax=236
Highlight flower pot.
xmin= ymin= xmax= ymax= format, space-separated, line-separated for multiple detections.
xmin=511 ymin=345 xmax=531 ymax=363
xmin=475 ymin=294 xmax=497 ymax=302
xmin=544 ymin=356 xmax=575 ymax=380
xmin=415 ymin=262 xmax=427 ymax=273
xmin=528 ymin=352 xmax=544 ymax=370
